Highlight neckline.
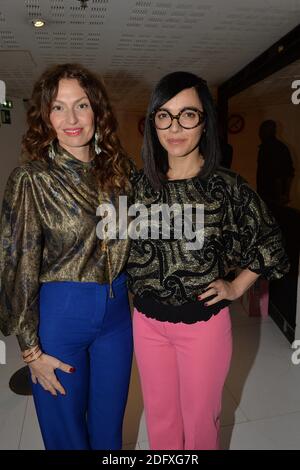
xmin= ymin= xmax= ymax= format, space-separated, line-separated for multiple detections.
xmin=166 ymin=174 xmax=200 ymax=183
xmin=54 ymin=143 xmax=96 ymax=173
xmin=166 ymin=155 xmax=205 ymax=182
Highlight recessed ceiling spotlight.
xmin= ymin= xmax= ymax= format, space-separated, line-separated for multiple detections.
xmin=32 ymin=19 xmax=45 ymax=28
xmin=77 ymin=0 xmax=89 ymax=9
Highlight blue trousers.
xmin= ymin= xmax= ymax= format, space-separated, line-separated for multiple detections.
xmin=31 ymin=273 xmax=133 ymax=450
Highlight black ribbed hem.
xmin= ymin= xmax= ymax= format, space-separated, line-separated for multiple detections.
xmin=133 ymin=295 xmax=231 ymax=324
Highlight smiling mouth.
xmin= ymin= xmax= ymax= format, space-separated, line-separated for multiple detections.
xmin=167 ymin=139 xmax=186 ymax=144
xmin=63 ymin=128 xmax=83 ymax=136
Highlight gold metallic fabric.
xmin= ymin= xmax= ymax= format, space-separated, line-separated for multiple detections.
xmin=127 ymin=168 xmax=290 ymax=305
xmin=0 ymin=147 xmax=131 ymax=350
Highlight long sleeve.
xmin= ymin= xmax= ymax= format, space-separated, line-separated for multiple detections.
xmin=233 ymin=173 xmax=290 ymax=280
xmin=0 ymin=167 xmax=43 ymax=351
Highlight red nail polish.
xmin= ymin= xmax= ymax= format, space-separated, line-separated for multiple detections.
xmin=204 ymin=302 xmax=208 ymax=307
xmin=69 ymin=367 xmax=76 ymax=373
xmin=198 ymin=296 xmax=202 ymax=300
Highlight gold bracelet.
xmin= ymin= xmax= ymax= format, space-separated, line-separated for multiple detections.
xmin=23 ymin=348 xmax=41 ymax=362
xmin=24 ymin=351 xmax=43 ymax=364
xmin=22 ymin=345 xmax=40 ymax=360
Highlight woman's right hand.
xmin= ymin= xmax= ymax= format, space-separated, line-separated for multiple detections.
xmin=28 ymin=353 xmax=75 ymax=396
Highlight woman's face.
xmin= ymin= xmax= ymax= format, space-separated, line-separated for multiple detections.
xmin=155 ymin=87 xmax=204 ymax=159
xmin=49 ymin=78 xmax=95 ymax=157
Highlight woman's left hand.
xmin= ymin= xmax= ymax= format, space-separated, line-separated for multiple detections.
xmin=198 ymin=279 xmax=241 ymax=306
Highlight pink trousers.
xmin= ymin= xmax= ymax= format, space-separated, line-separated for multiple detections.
xmin=133 ymin=307 xmax=232 ymax=450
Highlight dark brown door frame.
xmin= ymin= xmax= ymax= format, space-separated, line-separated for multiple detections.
xmin=217 ymin=24 xmax=300 ymax=143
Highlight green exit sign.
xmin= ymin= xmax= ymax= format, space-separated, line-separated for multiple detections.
xmin=1 ymin=100 xmax=13 ymax=109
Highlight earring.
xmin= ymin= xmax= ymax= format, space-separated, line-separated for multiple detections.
xmin=94 ymin=131 xmax=102 ymax=155
xmin=48 ymin=141 xmax=56 ymax=160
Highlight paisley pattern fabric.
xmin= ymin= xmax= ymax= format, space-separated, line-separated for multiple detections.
xmin=127 ymin=167 xmax=290 ymax=309
xmin=0 ymin=146 xmax=132 ymax=351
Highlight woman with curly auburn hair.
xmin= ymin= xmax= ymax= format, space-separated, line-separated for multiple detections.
xmin=0 ymin=63 xmax=134 ymax=450
xmin=22 ymin=63 xmax=132 ymax=194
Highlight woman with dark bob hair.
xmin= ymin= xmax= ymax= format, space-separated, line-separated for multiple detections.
xmin=127 ymin=71 xmax=289 ymax=450
xmin=0 ymin=63 xmax=134 ymax=450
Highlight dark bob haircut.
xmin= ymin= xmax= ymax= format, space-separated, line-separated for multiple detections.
xmin=142 ymin=71 xmax=221 ymax=190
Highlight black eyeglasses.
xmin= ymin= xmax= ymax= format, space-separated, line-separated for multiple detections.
xmin=151 ymin=107 xmax=205 ymax=130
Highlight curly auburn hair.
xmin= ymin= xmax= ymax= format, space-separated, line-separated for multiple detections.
xmin=22 ymin=63 xmax=132 ymax=194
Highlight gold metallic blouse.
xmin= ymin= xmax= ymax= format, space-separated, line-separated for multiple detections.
xmin=127 ymin=168 xmax=290 ymax=309
xmin=0 ymin=147 xmax=132 ymax=351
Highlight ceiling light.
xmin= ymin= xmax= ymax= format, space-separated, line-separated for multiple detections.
xmin=32 ymin=19 xmax=45 ymax=28
xmin=77 ymin=0 xmax=89 ymax=9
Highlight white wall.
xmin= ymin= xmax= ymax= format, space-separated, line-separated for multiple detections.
xmin=0 ymin=98 xmax=26 ymax=203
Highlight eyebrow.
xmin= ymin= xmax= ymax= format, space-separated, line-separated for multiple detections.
xmin=52 ymin=96 xmax=89 ymax=104
xmin=158 ymin=106 xmax=203 ymax=112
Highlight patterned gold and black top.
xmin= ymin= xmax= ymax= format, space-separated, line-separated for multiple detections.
xmin=127 ymin=167 xmax=290 ymax=323
xmin=0 ymin=146 xmax=132 ymax=351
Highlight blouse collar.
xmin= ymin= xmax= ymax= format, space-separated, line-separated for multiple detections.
xmin=53 ymin=143 xmax=96 ymax=175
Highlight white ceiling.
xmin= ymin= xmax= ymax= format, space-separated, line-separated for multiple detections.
xmin=0 ymin=0 xmax=300 ymax=111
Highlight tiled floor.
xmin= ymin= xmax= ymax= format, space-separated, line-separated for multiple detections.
xmin=0 ymin=300 xmax=299 ymax=450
